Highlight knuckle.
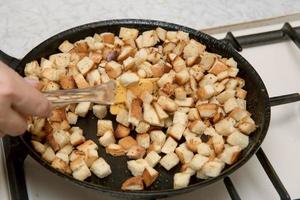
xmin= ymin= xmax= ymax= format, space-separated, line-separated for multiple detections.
xmin=36 ymin=99 xmax=51 ymax=116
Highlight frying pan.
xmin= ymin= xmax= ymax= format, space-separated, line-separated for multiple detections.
xmin=0 ymin=19 xmax=271 ymax=199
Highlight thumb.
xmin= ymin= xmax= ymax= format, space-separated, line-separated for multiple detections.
xmin=24 ymin=78 xmax=43 ymax=90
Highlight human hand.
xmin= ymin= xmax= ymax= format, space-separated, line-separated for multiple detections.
xmin=0 ymin=61 xmax=51 ymax=137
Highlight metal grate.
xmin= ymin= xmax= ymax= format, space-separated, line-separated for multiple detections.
xmin=2 ymin=22 xmax=300 ymax=200
xmin=222 ymin=22 xmax=300 ymax=200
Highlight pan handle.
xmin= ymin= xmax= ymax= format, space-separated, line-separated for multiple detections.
xmin=0 ymin=50 xmax=21 ymax=70
xmin=269 ymin=93 xmax=300 ymax=107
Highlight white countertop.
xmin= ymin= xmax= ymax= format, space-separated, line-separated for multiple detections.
xmin=1 ymin=0 xmax=300 ymax=58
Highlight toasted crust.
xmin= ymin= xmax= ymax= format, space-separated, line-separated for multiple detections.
xmin=118 ymin=136 xmax=138 ymax=150
xmin=142 ymin=167 xmax=159 ymax=187
xmin=106 ymin=144 xmax=126 ymax=157
xmin=114 ymin=123 xmax=131 ymax=139
xmin=121 ymin=176 xmax=144 ymax=191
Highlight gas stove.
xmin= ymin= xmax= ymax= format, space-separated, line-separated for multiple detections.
xmin=1 ymin=21 xmax=300 ymax=200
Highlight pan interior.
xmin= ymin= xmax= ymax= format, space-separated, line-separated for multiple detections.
xmin=19 ymin=19 xmax=270 ymax=194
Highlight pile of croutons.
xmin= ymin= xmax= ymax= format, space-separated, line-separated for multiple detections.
xmin=25 ymin=27 xmax=257 ymax=190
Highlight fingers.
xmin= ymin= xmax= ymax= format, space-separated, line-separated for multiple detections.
xmin=0 ymin=64 xmax=51 ymax=117
xmin=0 ymin=106 xmax=27 ymax=136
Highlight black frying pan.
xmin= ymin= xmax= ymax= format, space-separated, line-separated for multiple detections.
xmin=0 ymin=19 xmax=271 ymax=199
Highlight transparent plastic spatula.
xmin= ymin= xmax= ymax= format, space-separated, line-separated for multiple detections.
xmin=43 ymin=80 xmax=116 ymax=107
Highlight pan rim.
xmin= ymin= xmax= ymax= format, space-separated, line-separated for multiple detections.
xmin=19 ymin=18 xmax=271 ymax=197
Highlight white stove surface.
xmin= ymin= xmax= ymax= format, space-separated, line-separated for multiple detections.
xmin=1 ymin=22 xmax=300 ymax=200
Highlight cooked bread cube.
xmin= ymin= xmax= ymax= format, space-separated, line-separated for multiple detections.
xmin=135 ymin=121 xmax=150 ymax=133
xmin=90 ymin=157 xmax=112 ymax=178
xmin=157 ymin=96 xmax=178 ymax=112
xmin=52 ymin=130 xmax=70 ymax=149
xmin=66 ymin=112 xmax=78 ymax=125
xmin=228 ymin=107 xmax=250 ymax=122
xmin=118 ymin=72 xmax=140 ymax=87
xmin=73 ymin=73 xmax=89 ymax=88
xmin=101 ymin=32 xmax=115 ymax=44
xmin=127 ymin=145 xmax=146 ymax=159
xmin=175 ymin=145 xmax=194 ymax=164
xmin=24 ymin=60 xmax=41 ymax=77
xmin=75 ymin=102 xmax=91 ymax=117
xmin=106 ymin=144 xmax=126 ymax=157
xmin=174 ymin=87 xmax=186 ymax=100
xmin=105 ymin=61 xmax=122 ymax=78
xmin=77 ymin=56 xmax=94 ymax=75
xmin=99 ymin=130 xmax=116 ymax=147
xmin=188 ymin=120 xmax=206 ymax=135
xmin=59 ymin=40 xmax=74 ymax=53
xmin=227 ymin=131 xmax=249 ymax=149
xmin=71 ymin=158 xmax=92 ymax=181
xmin=117 ymin=46 xmax=134 ymax=61
xmin=197 ymin=143 xmax=212 ymax=157
xmin=173 ymin=111 xmax=188 ymax=126
xmin=69 ymin=150 xmax=85 ymax=162
xmin=51 ymin=158 xmax=71 ymax=174
xmin=121 ymin=176 xmax=144 ymax=191
xmin=142 ymin=166 xmax=159 ymax=187
xmin=86 ymin=69 xmax=101 ymax=86
xmin=197 ymin=103 xmax=218 ymax=118
xmin=142 ymin=30 xmax=159 ymax=48
xmin=183 ymin=40 xmax=203 ymax=59
xmin=119 ymin=27 xmax=139 ymax=40
xmin=150 ymin=130 xmax=166 ymax=146
xmin=56 ymin=151 xmax=69 ymax=164
xmin=214 ymin=117 xmax=236 ymax=136
xmin=226 ymin=58 xmax=237 ymax=68
xmin=199 ymin=74 xmax=217 ymax=87
xmin=208 ymin=60 xmax=228 ymax=75
xmin=228 ymin=67 xmax=239 ymax=77
xmin=172 ymin=56 xmax=186 ymax=72
xmin=219 ymin=145 xmax=241 ymax=165
xmin=42 ymin=147 xmax=56 ymax=162
xmin=84 ymin=149 xmax=99 ymax=167
xmin=144 ymin=151 xmax=161 ymax=167
xmin=216 ymin=89 xmax=236 ymax=104
xmin=173 ymin=172 xmax=191 ymax=189
xmin=119 ymin=136 xmax=138 ymax=150
xmin=123 ymin=56 xmax=135 ymax=71
xmin=70 ymin=130 xmax=85 ymax=146
xmin=92 ymin=105 xmax=107 ymax=119
xmin=114 ymin=123 xmax=131 ymax=139
xmin=189 ymin=154 xmax=209 ymax=171
xmin=49 ymin=108 xmax=66 ymax=122
xmin=188 ymin=108 xmax=200 ymax=121
xmin=202 ymin=159 xmax=225 ymax=177
xmin=143 ymin=103 xmax=161 ymax=126
xmin=156 ymin=27 xmax=167 ymax=41
xmin=174 ymin=97 xmax=194 ymax=107
xmin=175 ymin=69 xmax=190 ymax=85
xmin=196 ymin=169 xmax=209 ymax=179
xmin=159 ymin=153 xmax=180 ymax=170
xmin=136 ymin=133 xmax=150 ymax=149
xmin=161 ymin=137 xmax=178 ymax=154
xmin=58 ymin=144 xmax=73 ymax=155
xmin=42 ymin=81 xmax=60 ymax=91
xmin=167 ymin=124 xmax=185 ymax=141
xmin=157 ymin=71 xmax=175 ymax=88
xmin=224 ymin=98 xmax=239 ymax=113
xmin=59 ymin=75 xmax=76 ymax=90
xmin=197 ymin=85 xmax=215 ymax=100
xmin=186 ymin=136 xmax=202 ymax=152
xmin=31 ymin=140 xmax=46 ymax=154
xmin=77 ymin=140 xmax=98 ymax=153
xmin=153 ymin=102 xmax=169 ymax=120
xmin=236 ymin=88 xmax=247 ymax=99
xmin=212 ymin=134 xmax=224 ymax=155
xmin=116 ymin=109 xmax=130 ymax=127
xmin=127 ymin=159 xmax=149 ymax=176
xmin=97 ymin=120 xmax=113 ymax=136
